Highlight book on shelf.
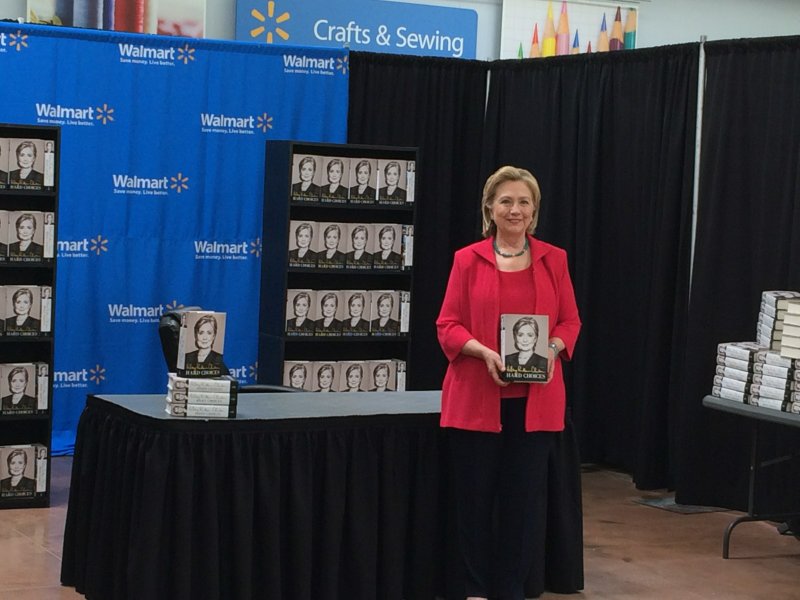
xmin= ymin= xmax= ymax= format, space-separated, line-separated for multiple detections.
xmin=716 ymin=355 xmax=753 ymax=371
xmin=749 ymin=383 xmax=791 ymax=401
xmin=369 ymin=290 xmax=401 ymax=336
xmin=751 ymin=372 xmax=794 ymax=391
xmin=780 ymin=345 xmax=800 ymax=360
xmin=43 ymin=212 xmax=55 ymax=259
xmin=371 ymin=223 xmax=403 ymax=270
xmin=714 ymin=365 xmax=752 ymax=383
xmin=366 ymin=359 xmax=397 ymax=392
xmin=341 ymin=290 xmax=371 ymax=336
xmin=315 ymin=222 xmax=347 ymax=269
xmin=176 ymin=310 xmax=227 ymax=378
xmin=761 ymin=290 xmax=800 ymax=310
xmin=749 ymin=396 xmax=788 ymax=411
xmin=290 ymin=153 xmax=322 ymax=202
xmin=401 ymin=224 xmax=414 ymax=269
xmin=7 ymin=211 xmax=45 ymax=262
xmin=7 ymin=139 xmax=47 ymax=191
xmin=166 ymin=389 xmax=237 ymax=405
xmin=0 ymin=363 xmax=40 ymax=416
xmin=285 ymin=289 xmax=316 ymax=336
xmin=4 ymin=285 xmax=44 ymax=336
xmin=338 ymin=360 xmax=368 ymax=392
xmin=0 ymin=444 xmax=45 ymax=499
xmin=500 ymin=314 xmax=549 ymax=383
xmin=399 ymin=291 xmax=411 ymax=334
xmin=753 ymin=361 xmax=795 ymax=380
xmin=348 ymin=157 xmax=378 ymax=204
xmin=395 ymin=359 xmax=407 ymax=391
xmin=762 ymin=349 xmax=800 ymax=369
xmin=168 ymin=373 xmax=238 ymax=393
xmin=319 ymin=156 xmax=350 ymax=204
xmin=711 ymin=384 xmax=746 ymax=403
xmin=761 ymin=302 xmax=786 ymax=320
xmin=283 ymin=360 xmax=313 ymax=391
xmin=757 ymin=312 xmax=784 ymax=331
xmin=344 ymin=223 xmax=373 ymax=270
xmin=165 ymin=402 xmax=236 ymax=418
xmin=783 ymin=313 xmax=800 ymax=328
xmin=716 ymin=341 xmax=768 ymax=362
xmin=405 ymin=160 xmax=415 ymax=204
xmin=786 ymin=299 xmax=800 ymax=316
xmin=376 ymin=159 xmax=407 ymax=206
xmin=314 ymin=290 xmax=344 ymax=336
xmin=287 ymin=220 xmax=318 ymax=268
xmin=312 ymin=361 xmax=340 ymax=393
xmin=712 ymin=374 xmax=750 ymax=394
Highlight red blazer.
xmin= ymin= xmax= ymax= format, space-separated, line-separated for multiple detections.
xmin=437 ymin=236 xmax=581 ymax=432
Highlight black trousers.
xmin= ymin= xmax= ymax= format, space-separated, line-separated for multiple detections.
xmin=448 ymin=398 xmax=554 ymax=600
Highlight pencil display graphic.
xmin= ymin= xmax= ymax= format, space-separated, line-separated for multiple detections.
xmin=518 ymin=42 xmax=524 ymax=58
xmin=529 ymin=23 xmax=540 ymax=58
xmin=624 ymin=8 xmax=637 ymax=49
xmin=571 ymin=30 xmax=580 ymax=55
xmin=609 ymin=6 xmax=624 ymax=51
xmin=597 ymin=13 xmax=609 ymax=52
xmin=556 ymin=1 xmax=570 ymax=56
xmin=542 ymin=1 xmax=556 ymax=57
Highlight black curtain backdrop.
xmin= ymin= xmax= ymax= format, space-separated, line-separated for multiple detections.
xmin=675 ymin=37 xmax=800 ymax=509
xmin=347 ymin=52 xmax=489 ymax=393
xmin=482 ymin=45 xmax=698 ymax=489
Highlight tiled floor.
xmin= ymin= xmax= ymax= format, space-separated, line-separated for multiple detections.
xmin=1 ymin=458 xmax=798 ymax=599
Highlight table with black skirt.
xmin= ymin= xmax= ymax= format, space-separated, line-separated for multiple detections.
xmin=60 ymin=392 xmax=583 ymax=600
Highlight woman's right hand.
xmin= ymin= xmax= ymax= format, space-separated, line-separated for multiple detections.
xmin=462 ymin=339 xmax=508 ymax=387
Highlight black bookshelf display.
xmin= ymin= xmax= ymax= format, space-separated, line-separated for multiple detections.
xmin=258 ymin=141 xmax=417 ymax=392
xmin=0 ymin=124 xmax=59 ymax=509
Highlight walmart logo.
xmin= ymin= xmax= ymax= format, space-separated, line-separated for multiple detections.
xmin=170 ymin=172 xmax=189 ymax=193
xmin=336 ymin=55 xmax=349 ymax=75
xmin=250 ymin=1 xmax=291 ymax=44
xmin=57 ymin=235 xmax=109 ymax=258
xmin=194 ymin=239 xmax=254 ymax=262
xmin=227 ymin=362 xmax=258 ymax=383
xmin=108 ymin=300 xmax=181 ymax=324
xmin=96 ymin=103 xmax=114 ymax=125
xmin=112 ymin=172 xmax=188 ymax=195
xmin=34 ymin=102 xmax=113 ymax=126
xmin=54 ymin=365 xmax=105 ymax=389
xmin=177 ymin=43 xmax=195 ymax=64
xmin=9 ymin=30 xmax=28 ymax=52
xmin=89 ymin=364 xmax=106 ymax=384
xmin=200 ymin=112 xmax=273 ymax=136
xmin=165 ymin=300 xmax=185 ymax=311
xmin=250 ymin=237 xmax=262 ymax=257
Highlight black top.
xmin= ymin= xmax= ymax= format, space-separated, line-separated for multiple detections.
xmin=0 ymin=476 xmax=36 ymax=493
xmin=342 ymin=318 xmax=370 ymax=334
xmin=288 ymin=248 xmax=317 ymax=266
xmin=378 ymin=186 xmax=407 ymax=202
xmin=345 ymin=250 xmax=372 ymax=267
xmin=316 ymin=250 xmax=346 ymax=267
xmin=349 ymin=185 xmax=376 ymax=201
xmin=315 ymin=318 xmax=343 ymax=335
xmin=9 ymin=241 xmax=44 ymax=258
xmin=505 ymin=351 xmax=548 ymax=372
xmin=370 ymin=318 xmax=400 ymax=335
xmin=291 ymin=182 xmax=320 ymax=199
xmin=373 ymin=251 xmax=402 ymax=269
xmin=5 ymin=316 xmax=40 ymax=332
xmin=9 ymin=169 xmax=44 ymax=186
xmin=320 ymin=184 xmax=348 ymax=200
xmin=1 ymin=394 xmax=37 ymax=412
xmin=286 ymin=317 xmax=315 ymax=334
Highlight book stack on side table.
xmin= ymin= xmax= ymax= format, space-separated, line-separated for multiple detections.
xmin=756 ymin=290 xmax=800 ymax=350
xmin=165 ymin=374 xmax=238 ymax=418
xmin=779 ymin=299 xmax=800 ymax=360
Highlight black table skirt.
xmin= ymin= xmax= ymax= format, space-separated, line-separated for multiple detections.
xmin=61 ymin=394 xmax=583 ymax=600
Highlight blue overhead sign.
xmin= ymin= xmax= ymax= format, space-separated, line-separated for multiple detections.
xmin=236 ymin=0 xmax=477 ymax=59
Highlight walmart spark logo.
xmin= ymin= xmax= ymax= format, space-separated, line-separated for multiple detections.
xmin=169 ymin=173 xmax=189 ymax=193
xmin=165 ymin=300 xmax=185 ymax=311
xmin=256 ymin=113 xmax=273 ymax=133
xmin=249 ymin=362 xmax=258 ymax=379
xmin=250 ymin=237 xmax=262 ymax=257
xmin=9 ymin=31 xmax=28 ymax=52
xmin=250 ymin=1 xmax=290 ymax=44
xmin=177 ymin=43 xmax=195 ymax=65
xmin=90 ymin=234 xmax=109 ymax=255
xmin=96 ymin=103 xmax=115 ymax=125
xmin=336 ymin=55 xmax=349 ymax=75
xmin=89 ymin=364 xmax=106 ymax=384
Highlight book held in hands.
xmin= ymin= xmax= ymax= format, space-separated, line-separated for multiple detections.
xmin=500 ymin=314 xmax=549 ymax=383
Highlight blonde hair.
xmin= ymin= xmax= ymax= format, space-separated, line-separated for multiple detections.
xmin=480 ymin=166 xmax=541 ymax=238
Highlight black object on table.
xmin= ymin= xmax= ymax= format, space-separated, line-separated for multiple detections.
xmin=702 ymin=395 xmax=800 ymax=558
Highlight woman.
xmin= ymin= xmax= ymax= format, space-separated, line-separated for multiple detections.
xmin=291 ymin=156 xmax=320 ymax=200
xmin=9 ymin=213 xmax=44 ymax=258
xmin=183 ymin=314 xmax=224 ymax=372
xmin=1 ymin=366 xmax=36 ymax=413
xmin=0 ymin=448 xmax=35 ymax=495
xmin=343 ymin=363 xmax=364 ymax=392
xmin=315 ymin=292 xmax=342 ymax=335
xmin=378 ymin=161 xmax=406 ymax=203
xmin=372 ymin=225 xmax=402 ymax=269
xmin=369 ymin=362 xmax=391 ymax=392
xmin=9 ymin=141 xmax=44 ymax=186
xmin=286 ymin=291 xmax=315 ymax=335
xmin=315 ymin=364 xmax=336 ymax=392
xmin=288 ymin=222 xmax=317 ymax=267
xmin=345 ymin=224 xmax=372 ymax=268
xmin=320 ymin=158 xmax=348 ymax=201
xmin=504 ymin=316 xmax=548 ymax=378
xmin=436 ymin=166 xmax=580 ymax=600
xmin=317 ymin=223 xmax=346 ymax=268
xmin=370 ymin=292 xmax=400 ymax=335
xmin=342 ymin=292 xmax=370 ymax=335
xmin=287 ymin=363 xmax=308 ymax=390
xmin=5 ymin=288 xmax=40 ymax=332
xmin=349 ymin=159 xmax=376 ymax=202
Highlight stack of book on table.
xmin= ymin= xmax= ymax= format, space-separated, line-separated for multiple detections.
xmin=165 ymin=374 xmax=238 ymax=418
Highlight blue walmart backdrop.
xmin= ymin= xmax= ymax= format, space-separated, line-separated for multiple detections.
xmin=0 ymin=23 xmax=348 ymax=453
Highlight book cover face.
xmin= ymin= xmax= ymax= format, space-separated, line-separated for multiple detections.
xmin=377 ymin=159 xmax=407 ymax=205
xmin=291 ymin=154 xmax=321 ymax=201
xmin=315 ymin=290 xmax=343 ymax=336
xmin=501 ymin=314 xmax=549 ymax=382
xmin=312 ymin=361 xmax=339 ymax=393
xmin=1 ymin=363 xmax=37 ymax=415
xmin=8 ymin=139 xmax=45 ymax=190
xmin=339 ymin=361 xmax=367 ymax=392
xmin=316 ymin=222 xmax=346 ymax=268
xmin=345 ymin=223 xmax=373 ymax=269
xmin=367 ymin=360 xmax=396 ymax=392
xmin=5 ymin=285 xmax=41 ymax=335
xmin=319 ymin=156 xmax=350 ymax=203
xmin=286 ymin=289 xmax=316 ymax=335
xmin=372 ymin=223 xmax=402 ymax=269
xmin=179 ymin=311 xmax=227 ymax=377
xmin=342 ymin=290 xmax=370 ymax=336
xmin=0 ymin=445 xmax=36 ymax=498
xmin=370 ymin=290 xmax=400 ymax=336
xmin=348 ymin=158 xmax=377 ymax=203
xmin=283 ymin=361 xmax=312 ymax=391
xmin=288 ymin=220 xmax=318 ymax=268
xmin=7 ymin=211 xmax=44 ymax=261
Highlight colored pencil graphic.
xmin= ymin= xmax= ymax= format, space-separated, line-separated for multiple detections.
xmin=529 ymin=23 xmax=541 ymax=58
xmin=587 ymin=41 xmax=592 ymax=53
xmin=624 ymin=9 xmax=637 ymax=49
xmin=571 ymin=30 xmax=580 ymax=55
xmin=518 ymin=42 xmax=524 ymax=58
xmin=556 ymin=1 xmax=570 ymax=56
xmin=542 ymin=1 xmax=556 ymax=57
xmin=597 ymin=13 xmax=609 ymax=52
xmin=609 ymin=6 xmax=624 ymax=51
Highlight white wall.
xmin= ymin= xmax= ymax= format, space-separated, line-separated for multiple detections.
xmin=2 ymin=0 xmax=799 ymax=60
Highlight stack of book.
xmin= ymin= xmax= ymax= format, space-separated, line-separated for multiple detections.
xmin=779 ymin=299 xmax=800 ymax=360
xmin=756 ymin=291 xmax=800 ymax=350
xmin=165 ymin=373 xmax=238 ymax=418
xmin=712 ymin=341 xmax=762 ymax=403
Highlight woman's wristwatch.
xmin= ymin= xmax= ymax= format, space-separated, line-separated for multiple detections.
xmin=548 ymin=342 xmax=560 ymax=355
